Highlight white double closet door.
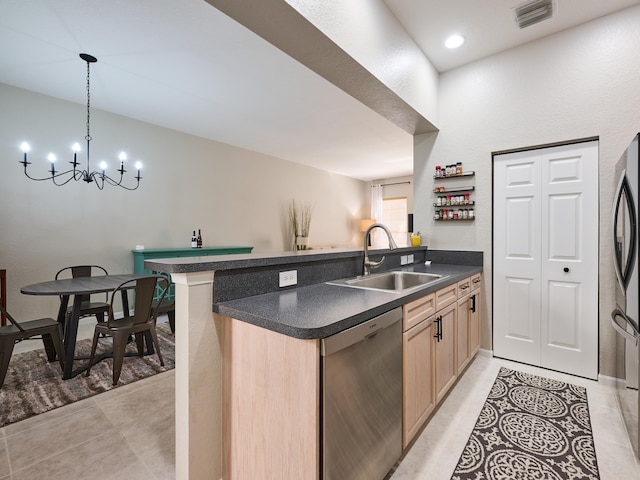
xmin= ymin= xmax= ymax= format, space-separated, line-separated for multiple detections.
xmin=493 ymin=140 xmax=599 ymax=380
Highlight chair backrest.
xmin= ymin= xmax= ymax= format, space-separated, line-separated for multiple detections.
xmin=0 ymin=304 xmax=26 ymax=333
xmin=108 ymin=275 xmax=169 ymax=327
xmin=55 ymin=265 xmax=109 ymax=303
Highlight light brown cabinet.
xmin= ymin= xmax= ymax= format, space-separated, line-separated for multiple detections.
xmin=434 ymin=301 xmax=457 ymax=404
xmin=456 ymin=294 xmax=471 ymax=373
xmin=402 ymin=315 xmax=435 ymax=448
xmin=402 ymin=272 xmax=482 ymax=447
xmin=468 ymin=273 xmax=482 ymax=358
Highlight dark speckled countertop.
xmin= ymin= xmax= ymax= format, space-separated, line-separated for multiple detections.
xmin=214 ymin=263 xmax=481 ymax=339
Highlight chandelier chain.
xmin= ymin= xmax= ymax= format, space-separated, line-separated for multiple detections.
xmin=86 ymin=60 xmax=92 ymax=143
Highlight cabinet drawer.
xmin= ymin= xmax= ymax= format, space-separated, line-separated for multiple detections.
xmin=457 ymin=277 xmax=471 ymax=298
xmin=471 ymin=273 xmax=481 ymax=291
xmin=403 ymin=293 xmax=436 ymax=331
xmin=435 ymin=283 xmax=457 ymax=310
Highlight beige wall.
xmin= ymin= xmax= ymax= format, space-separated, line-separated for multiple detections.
xmin=0 ymin=83 xmax=367 ymax=320
xmin=414 ymin=6 xmax=640 ymax=377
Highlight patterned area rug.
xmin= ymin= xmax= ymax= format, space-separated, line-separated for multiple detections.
xmin=0 ymin=322 xmax=174 ymax=428
xmin=451 ymin=367 xmax=599 ymax=480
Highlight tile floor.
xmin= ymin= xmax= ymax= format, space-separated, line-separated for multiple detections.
xmin=2 ymin=337 xmax=639 ymax=479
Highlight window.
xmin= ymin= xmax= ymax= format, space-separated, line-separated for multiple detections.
xmin=382 ymin=197 xmax=408 ymax=247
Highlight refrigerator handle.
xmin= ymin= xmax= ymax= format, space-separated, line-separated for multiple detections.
xmin=611 ymin=308 xmax=639 ymax=346
xmin=612 ymin=170 xmax=637 ymax=290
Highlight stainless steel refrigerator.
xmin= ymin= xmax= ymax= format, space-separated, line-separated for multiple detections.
xmin=612 ymin=132 xmax=640 ymax=458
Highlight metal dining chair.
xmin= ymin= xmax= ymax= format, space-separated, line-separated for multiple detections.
xmin=85 ymin=275 xmax=169 ymax=385
xmin=55 ymin=265 xmax=110 ymax=333
xmin=151 ymin=273 xmax=175 ymax=333
xmin=0 ymin=304 xmax=65 ymax=389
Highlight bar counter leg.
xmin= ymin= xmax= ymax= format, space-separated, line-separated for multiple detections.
xmin=171 ymin=272 xmax=220 ymax=480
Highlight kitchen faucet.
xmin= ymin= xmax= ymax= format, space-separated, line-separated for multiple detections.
xmin=363 ymin=223 xmax=398 ymax=275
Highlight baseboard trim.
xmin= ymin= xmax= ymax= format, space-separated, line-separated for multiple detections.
xmin=478 ymin=348 xmax=493 ymax=358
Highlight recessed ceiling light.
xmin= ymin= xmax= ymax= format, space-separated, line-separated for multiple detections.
xmin=445 ymin=34 xmax=464 ymax=49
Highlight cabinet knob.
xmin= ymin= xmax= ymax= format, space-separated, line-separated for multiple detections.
xmin=563 ymin=267 xmax=569 ymax=273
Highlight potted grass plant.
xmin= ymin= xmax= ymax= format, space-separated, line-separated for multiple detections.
xmin=289 ymin=200 xmax=313 ymax=250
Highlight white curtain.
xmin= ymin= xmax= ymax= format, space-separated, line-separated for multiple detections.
xmin=370 ymin=184 xmax=384 ymax=247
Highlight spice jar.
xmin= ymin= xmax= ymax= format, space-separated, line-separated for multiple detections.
xmin=464 ymin=193 xmax=470 ymax=205
xmin=463 ymin=209 xmax=469 ymax=219
xmin=456 ymin=162 xmax=463 ymax=175
xmin=469 ymin=208 xmax=475 ymax=219
xmin=448 ymin=209 xmax=454 ymax=220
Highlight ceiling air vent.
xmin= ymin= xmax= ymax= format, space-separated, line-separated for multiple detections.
xmin=513 ymin=0 xmax=555 ymax=29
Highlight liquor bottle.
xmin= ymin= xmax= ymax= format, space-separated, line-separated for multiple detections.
xmin=191 ymin=230 xmax=197 ymax=248
xmin=197 ymin=229 xmax=203 ymax=248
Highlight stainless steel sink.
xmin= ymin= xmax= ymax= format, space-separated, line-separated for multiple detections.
xmin=327 ymin=271 xmax=447 ymax=293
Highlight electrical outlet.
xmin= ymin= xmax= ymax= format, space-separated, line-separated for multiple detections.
xmin=400 ymin=255 xmax=408 ymax=265
xmin=408 ymin=254 xmax=414 ymax=263
xmin=279 ymin=270 xmax=298 ymax=287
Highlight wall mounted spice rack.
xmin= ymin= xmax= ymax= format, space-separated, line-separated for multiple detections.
xmin=432 ymin=171 xmax=475 ymax=180
xmin=433 ymin=171 xmax=476 ymax=221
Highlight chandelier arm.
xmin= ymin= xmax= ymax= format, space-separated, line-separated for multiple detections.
xmin=50 ymin=169 xmax=87 ymax=186
xmin=102 ymin=173 xmax=140 ymax=190
xmin=21 ymin=165 xmax=80 ymax=183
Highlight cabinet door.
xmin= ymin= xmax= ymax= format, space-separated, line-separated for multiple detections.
xmin=402 ymin=318 xmax=435 ymax=448
xmin=456 ymin=295 xmax=470 ymax=373
xmin=469 ymin=292 xmax=481 ymax=358
xmin=434 ymin=302 xmax=457 ymax=404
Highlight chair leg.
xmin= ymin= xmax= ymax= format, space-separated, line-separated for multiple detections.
xmin=167 ymin=309 xmax=175 ymax=333
xmin=134 ymin=332 xmax=145 ymax=356
xmin=148 ymin=326 xmax=164 ymax=366
xmin=51 ymin=325 xmax=65 ymax=372
xmin=41 ymin=333 xmax=58 ymax=362
xmin=85 ymin=330 xmax=101 ymax=377
xmin=0 ymin=339 xmax=16 ymax=389
xmin=111 ymin=331 xmax=129 ymax=386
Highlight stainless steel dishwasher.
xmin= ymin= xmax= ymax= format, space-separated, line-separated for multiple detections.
xmin=321 ymin=307 xmax=402 ymax=480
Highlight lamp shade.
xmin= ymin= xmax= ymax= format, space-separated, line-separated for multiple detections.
xmin=360 ymin=219 xmax=376 ymax=232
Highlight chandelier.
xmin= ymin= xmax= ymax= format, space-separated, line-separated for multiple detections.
xmin=19 ymin=53 xmax=142 ymax=190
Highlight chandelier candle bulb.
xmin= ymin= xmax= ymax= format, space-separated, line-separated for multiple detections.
xmin=71 ymin=143 xmax=80 ymax=169
xmin=48 ymin=154 xmax=56 ymax=175
xmin=20 ymin=142 xmax=30 ymax=164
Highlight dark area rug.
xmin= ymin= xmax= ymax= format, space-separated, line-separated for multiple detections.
xmin=451 ymin=367 xmax=599 ymax=480
xmin=0 ymin=322 xmax=174 ymax=428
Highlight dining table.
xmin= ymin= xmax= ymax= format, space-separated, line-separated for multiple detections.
xmin=21 ymin=273 xmax=153 ymax=379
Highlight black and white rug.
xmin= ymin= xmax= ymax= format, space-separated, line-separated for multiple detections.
xmin=451 ymin=367 xmax=599 ymax=480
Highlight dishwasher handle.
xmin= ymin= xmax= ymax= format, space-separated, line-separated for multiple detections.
xmin=321 ymin=307 xmax=402 ymax=356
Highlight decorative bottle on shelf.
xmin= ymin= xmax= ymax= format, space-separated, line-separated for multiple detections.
xmin=197 ymin=229 xmax=203 ymax=248
xmin=191 ymin=230 xmax=197 ymax=248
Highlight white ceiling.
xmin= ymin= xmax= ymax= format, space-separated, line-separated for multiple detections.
xmin=1 ymin=0 xmax=638 ymax=181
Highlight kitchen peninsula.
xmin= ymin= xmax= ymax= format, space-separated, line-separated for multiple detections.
xmin=146 ymin=247 xmax=482 ymax=479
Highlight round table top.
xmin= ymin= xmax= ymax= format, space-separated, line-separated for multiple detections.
xmin=21 ymin=273 xmax=151 ymax=296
